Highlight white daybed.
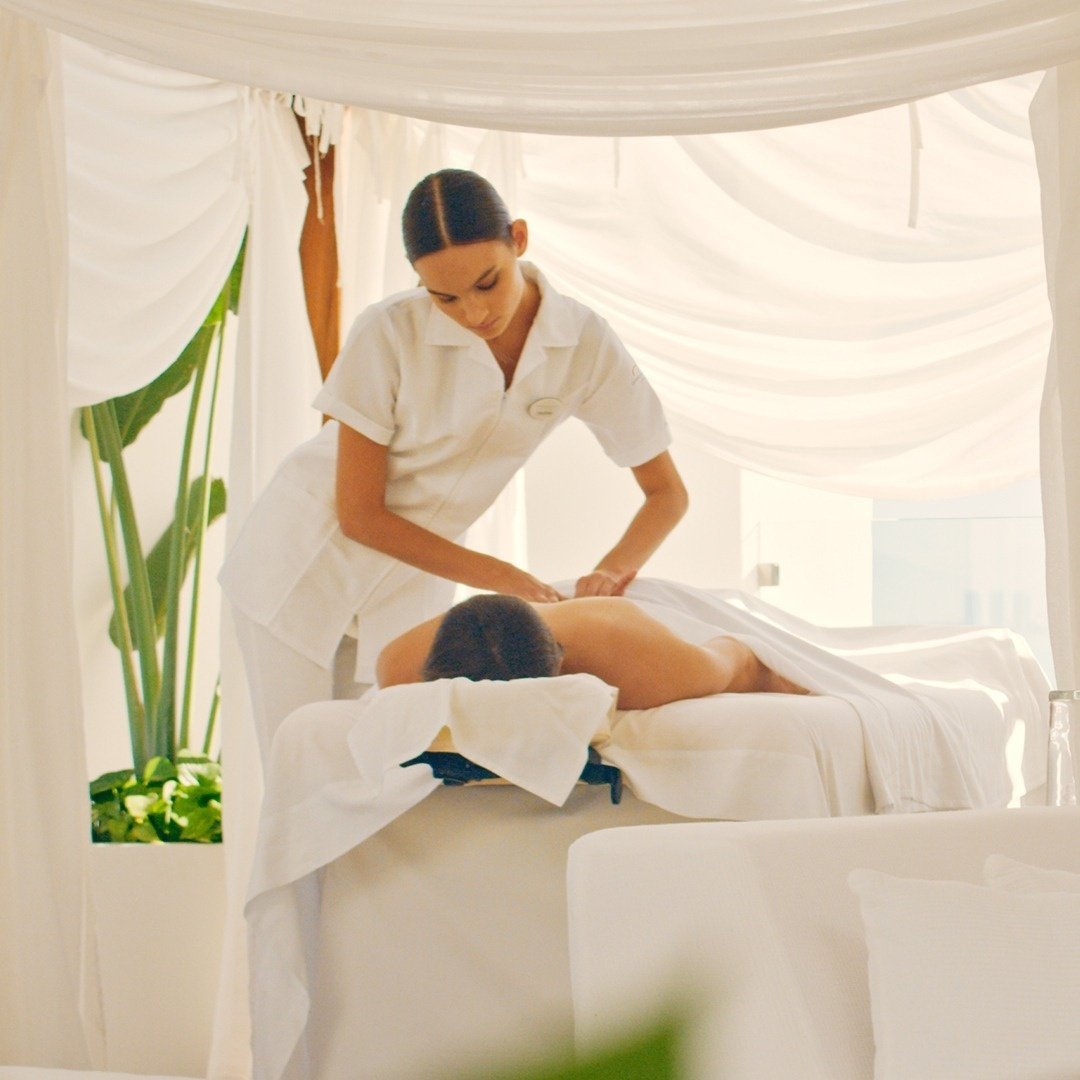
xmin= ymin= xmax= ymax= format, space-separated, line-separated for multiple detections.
xmin=567 ymin=806 xmax=1080 ymax=1080
xmin=246 ymin=580 xmax=1051 ymax=1080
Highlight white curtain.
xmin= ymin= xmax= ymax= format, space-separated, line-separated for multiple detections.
xmin=1031 ymin=63 xmax=1080 ymax=686
xmin=4 ymin=0 xmax=1080 ymax=134
xmin=0 ymin=11 xmax=103 ymax=1068
xmin=329 ymin=84 xmax=1047 ymax=498
xmin=208 ymin=89 xmax=322 ymax=1080
xmin=62 ymin=36 xmax=247 ymax=405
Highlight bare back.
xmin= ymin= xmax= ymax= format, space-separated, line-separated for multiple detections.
xmin=534 ymin=597 xmax=768 ymax=708
xmin=376 ymin=594 xmax=799 ymax=709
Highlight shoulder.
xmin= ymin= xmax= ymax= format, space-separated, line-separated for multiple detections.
xmin=535 ymin=597 xmax=639 ymax=638
xmin=526 ymin=264 xmax=608 ymax=347
xmin=341 ymin=286 xmax=431 ymax=351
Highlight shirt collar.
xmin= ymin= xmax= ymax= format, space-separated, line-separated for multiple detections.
xmin=423 ymin=262 xmax=581 ymax=348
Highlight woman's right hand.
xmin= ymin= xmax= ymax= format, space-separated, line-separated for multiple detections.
xmin=487 ymin=560 xmax=565 ymax=603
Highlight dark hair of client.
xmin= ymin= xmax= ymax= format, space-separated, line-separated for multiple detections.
xmin=402 ymin=168 xmax=513 ymax=264
xmin=422 ymin=595 xmax=563 ymax=683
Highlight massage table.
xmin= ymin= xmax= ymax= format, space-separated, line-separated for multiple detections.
xmin=246 ymin=580 xmax=1050 ymax=1080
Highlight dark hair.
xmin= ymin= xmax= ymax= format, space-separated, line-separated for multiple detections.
xmin=422 ymin=594 xmax=562 ymax=683
xmin=402 ymin=169 xmax=513 ymax=264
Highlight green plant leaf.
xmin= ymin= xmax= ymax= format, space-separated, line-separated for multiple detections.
xmin=142 ymin=756 xmax=178 ymax=785
xmin=106 ymin=818 xmax=131 ymax=843
xmin=113 ymin=325 xmax=217 ymax=451
xmin=84 ymin=245 xmax=241 ymax=830
xmin=176 ymin=750 xmax=215 ymax=763
xmin=127 ymin=820 xmax=161 ymax=844
xmin=177 ymin=759 xmax=222 ymax=788
xmin=89 ymin=768 xmax=136 ymax=798
xmin=179 ymin=806 xmax=222 ymax=843
xmin=108 ymin=475 xmax=226 ymax=649
xmin=227 ymin=233 xmax=246 ymax=315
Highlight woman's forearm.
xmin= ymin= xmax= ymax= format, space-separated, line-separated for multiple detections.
xmin=594 ymin=485 xmax=689 ymax=578
xmin=341 ymin=505 xmax=563 ymax=602
xmin=335 ymin=423 xmax=561 ymax=602
xmin=340 ymin=507 xmax=500 ymax=590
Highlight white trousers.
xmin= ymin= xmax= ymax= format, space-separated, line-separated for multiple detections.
xmin=229 ymin=604 xmax=366 ymax=764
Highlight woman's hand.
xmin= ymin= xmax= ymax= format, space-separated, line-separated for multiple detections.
xmin=487 ymin=560 xmax=566 ymax=603
xmin=574 ymin=568 xmax=636 ymax=598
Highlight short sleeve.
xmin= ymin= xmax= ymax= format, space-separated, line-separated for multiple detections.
xmin=312 ymin=305 xmax=400 ymax=445
xmin=573 ymin=319 xmax=672 ymax=468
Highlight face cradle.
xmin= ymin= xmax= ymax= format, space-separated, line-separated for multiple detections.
xmin=413 ymin=222 xmax=529 ymax=341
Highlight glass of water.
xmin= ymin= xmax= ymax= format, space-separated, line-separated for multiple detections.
xmin=1048 ymin=690 xmax=1080 ymax=807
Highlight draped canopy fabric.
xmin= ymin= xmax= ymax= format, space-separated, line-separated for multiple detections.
xmin=5 ymin=0 xmax=1080 ymax=134
xmin=58 ymin=39 xmax=1051 ymax=496
xmin=38 ymin=0 xmax=1069 ymax=494
xmin=329 ymin=90 xmax=1050 ymax=497
xmin=62 ymin=36 xmax=247 ymax=406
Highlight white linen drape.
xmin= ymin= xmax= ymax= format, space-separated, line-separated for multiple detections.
xmin=62 ymin=36 xmax=247 ymax=406
xmin=3 ymin=0 xmax=1080 ymax=135
xmin=524 ymin=91 xmax=1047 ymax=496
xmin=329 ymin=85 xmax=1048 ymax=498
xmin=0 ymin=12 xmax=102 ymax=1068
xmin=208 ymin=90 xmax=322 ymax=1080
xmin=1031 ymin=63 xmax=1080 ymax=687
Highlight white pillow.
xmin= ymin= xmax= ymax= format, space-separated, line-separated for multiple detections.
xmin=984 ymin=853 xmax=1080 ymax=894
xmin=848 ymin=868 xmax=1080 ymax=1080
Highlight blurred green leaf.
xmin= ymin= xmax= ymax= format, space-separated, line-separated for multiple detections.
xmin=472 ymin=1014 xmax=682 ymax=1080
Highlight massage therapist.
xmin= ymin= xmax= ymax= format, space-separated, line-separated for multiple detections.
xmin=219 ymin=168 xmax=688 ymax=752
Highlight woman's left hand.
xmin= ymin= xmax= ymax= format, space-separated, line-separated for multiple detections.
xmin=574 ymin=568 xmax=637 ymax=598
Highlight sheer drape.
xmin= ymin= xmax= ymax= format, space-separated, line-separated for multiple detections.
xmin=328 ymin=85 xmax=1047 ymax=498
xmin=1031 ymin=63 xmax=1080 ymax=686
xmin=209 ymin=89 xmax=322 ymax=1080
xmin=62 ymin=36 xmax=247 ymax=406
xmin=0 ymin=11 xmax=102 ymax=1068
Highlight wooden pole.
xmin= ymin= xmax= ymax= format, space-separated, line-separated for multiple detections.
xmin=295 ymin=111 xmax=340 ymax=381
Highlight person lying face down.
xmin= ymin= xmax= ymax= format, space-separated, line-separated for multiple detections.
xmin=376 ymin=594 xmax=808 ymax=711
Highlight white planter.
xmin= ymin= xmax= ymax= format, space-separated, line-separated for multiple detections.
xmin=89 ymin=842 xmax=226 ymax=1077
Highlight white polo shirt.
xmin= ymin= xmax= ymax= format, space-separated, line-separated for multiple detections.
xmin=219 ymin=264 xmax=671 ymax=681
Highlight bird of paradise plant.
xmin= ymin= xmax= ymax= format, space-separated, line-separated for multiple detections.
xmin=81 ymin=241 xmax=244 ymax=842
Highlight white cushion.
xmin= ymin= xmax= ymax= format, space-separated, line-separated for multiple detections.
xmin=848 ymin=868 xmax=1080 ymax=1080
xmin=984 ymin=853 xmax=1080 ymax=894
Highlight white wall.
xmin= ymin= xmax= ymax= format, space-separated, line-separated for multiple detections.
xmin=740 ymin=470 xmax=874 ymax=626
xmin=523 ymin=422 xmax=743 ymax=590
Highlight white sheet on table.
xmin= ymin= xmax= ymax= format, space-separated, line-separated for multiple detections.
xmin=617 ymin=579 xmax=1048 ymax=813
xmin=246 ymin=673 xmax=617 ymax=1080
xmin=246 ymin=580 xmax=1049 ymax=1080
